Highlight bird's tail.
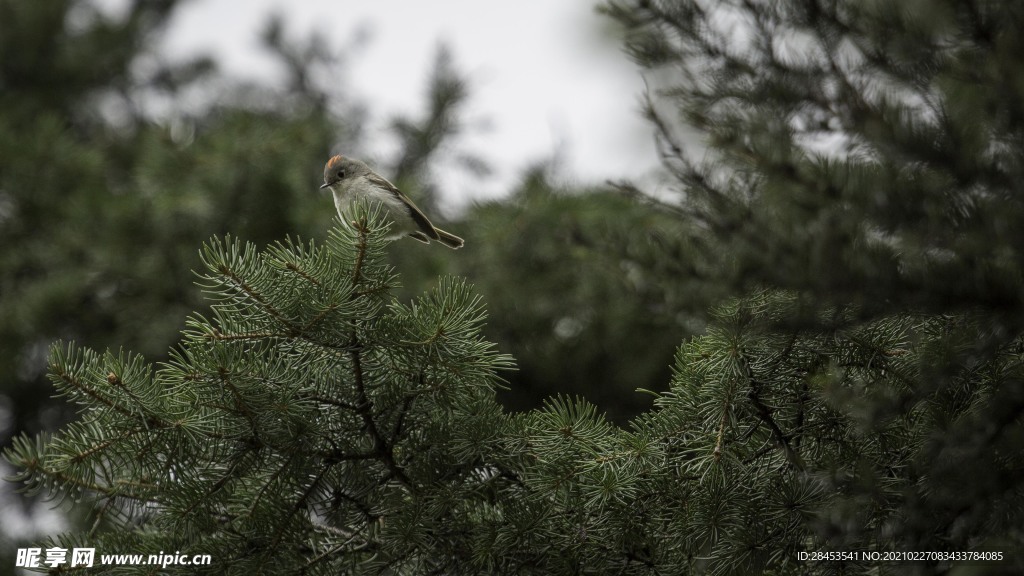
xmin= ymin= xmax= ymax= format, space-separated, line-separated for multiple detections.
xmin=435 ymin=228 xmax=464 ymax=249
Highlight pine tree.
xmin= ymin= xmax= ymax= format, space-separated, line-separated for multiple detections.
xmin=6 ymin=209 xmax=517 ymax=574
xmin=598 ymin=0 xmax=1024 ymax=572
xmin=600 ymin=0 xmax=1024 ymax=326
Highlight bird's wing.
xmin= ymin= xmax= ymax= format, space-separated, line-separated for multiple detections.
xmin=365 ymin=173 xmax=440 ymax=240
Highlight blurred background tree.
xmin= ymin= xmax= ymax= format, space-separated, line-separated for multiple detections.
xmin=440 ymin=170 xmax=710 ymax=415
xmin=603 ymin=0 xmax=1024 ymax=327
xmin=0 ymin=0 xmax=347 ymax=447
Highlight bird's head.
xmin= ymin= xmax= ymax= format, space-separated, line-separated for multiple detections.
xmin=321 ymin=155 xmax=370 ymax=191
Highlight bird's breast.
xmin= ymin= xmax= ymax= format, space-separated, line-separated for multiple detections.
xmin=330 ymin=176 xmax=414 ymax=235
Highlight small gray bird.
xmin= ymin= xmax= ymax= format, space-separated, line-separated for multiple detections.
xmin=320 ymin=155 xmax=464 ymax=249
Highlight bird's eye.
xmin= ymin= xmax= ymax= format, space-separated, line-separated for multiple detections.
xmin=336 ymin=170 xmax=345 ymax=179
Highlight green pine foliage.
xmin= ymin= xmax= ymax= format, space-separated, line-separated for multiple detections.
xmin=8 ymin=231 xmax=1023 ymax=573
xmin=6 ymin=208 xmax=517 ymax=574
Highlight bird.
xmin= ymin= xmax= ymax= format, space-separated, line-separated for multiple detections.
xmin=320 ymin=155 xmax=464 ymax=249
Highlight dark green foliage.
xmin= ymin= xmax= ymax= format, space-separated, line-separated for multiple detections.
xmin=596 ymin=0 xmax=1024 ymax=571
xmin=602 ymin=0 xmax=1024 ymax=326
xmin=446 ymin=168 xmax=711 ymax=421
xmin=0 ymin=0 xmax=180 ymax=123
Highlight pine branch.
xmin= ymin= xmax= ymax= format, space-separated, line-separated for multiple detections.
xmin=218 ymin=264 xmax=300 ymax=336
xmin=51 ymin=362 xmax=168 ymax=430
xmin=264 ymin=466 xmax=330 ymax=564
xmin=744 ymin=366 xmax=806 ymax=472
xmin=349 ymin=342 xmax=413 ymax=490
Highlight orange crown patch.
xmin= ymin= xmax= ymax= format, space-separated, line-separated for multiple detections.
xmin=326 ymin=155 xmax=345 ymax=169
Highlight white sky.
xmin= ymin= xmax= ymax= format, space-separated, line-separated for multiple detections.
xmin=101 ymin=0 xmax=662 ymax=206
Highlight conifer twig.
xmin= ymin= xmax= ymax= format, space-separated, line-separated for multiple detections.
xmin=350 ymin=342 xmax=413 ymax=489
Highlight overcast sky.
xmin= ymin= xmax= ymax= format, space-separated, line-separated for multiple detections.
xmin=100 ymin=0 xmax=663 ymax=206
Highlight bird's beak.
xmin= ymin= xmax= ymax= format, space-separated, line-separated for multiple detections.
xmin=319 ymin=182 xmax=331 ymax=190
